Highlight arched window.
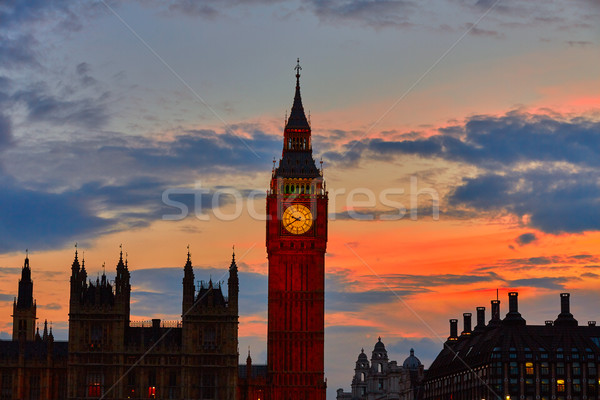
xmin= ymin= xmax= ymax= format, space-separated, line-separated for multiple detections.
xmin=361 ymin=372 xmax=366 ymax=381
xmin=378 ymin=363 xmax=383 ymax=373
xmin=288 ymin=138 xmax=292 ymax=149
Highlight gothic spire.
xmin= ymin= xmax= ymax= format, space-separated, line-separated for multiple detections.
xmin=71 ymin=244 xmax=80 ymax=275
xmin=184 ymin=245 xmax=194 ymax=277
xmin=115 ymin=245 xmax=130 ymax=296
xmin=21 ymin=251 xmax=31 ymax=281
xmin=285 ymin=58 xmax=310 ymax=130
xmin=117 ymin=244 xmax=126 ymax=269
xmin=16 ymin=251 xmax=34 ymax=309
xmin=182 ymin=245 xmax=195 ymax=314
xmin=229 ymin=246 xmax=238 ymax=273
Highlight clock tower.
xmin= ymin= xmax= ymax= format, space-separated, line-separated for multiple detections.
xmin=266 ymin=59 xmax=328 ymax=400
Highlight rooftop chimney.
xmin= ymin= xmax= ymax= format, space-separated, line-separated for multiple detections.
xmin=461 ymin=313 xmax=472 ymax=336
xmin=554 ymin=293 xmax=578 ymax=327
xmin=503 ymin=292 xmax=526 ymax=325
xmin=489 ymin=299 xmax=501 ymax=327
xmin=474 ymin=307 xmax=486 ymax=331
xmin=448 ymin=319 xmax=458 ymax=341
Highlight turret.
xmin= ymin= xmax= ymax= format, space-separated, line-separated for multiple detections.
xmin=351 ymin=348 xmax=369 ymax=398
xmin=371 ymin=337 xmax=389 ymax=373
xmin=228 ymin=248 xmax=239 ymax=311
xmin=246 ymin=348 xmax=252 ymax=379
xmin=12 ymin=252 xmax=37 ymax=341
xmin=182 ymin=247 xmax=195 ymax=315
xmin=43 ymin=319 xmax=48 ymax=341
xmin=115 ymin=247 xmax=130 ymax=297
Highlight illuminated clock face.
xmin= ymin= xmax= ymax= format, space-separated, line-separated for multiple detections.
xmin=282 ymin=204 xmax=313 ymax=235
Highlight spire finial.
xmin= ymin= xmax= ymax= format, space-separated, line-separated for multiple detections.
xmin=294 ymin=58 xmax=302 ymax=86
xmin=119 ymin=243 xmax=123 ymax=260
xmin=26 ymin=248 xmax=28 ymax=258
xmin=232 ymin=245 xmax=235 ymax=261
xmin=74 ymin=242 xmax=78 ymax=259
xmin=102 ymin=262 xmax=106 ymax=276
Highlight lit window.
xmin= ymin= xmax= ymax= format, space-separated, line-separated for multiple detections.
xmin=557 ymin=379 xmax=565 ymax=392
xmin=526 ymin=362 xmax=534 ymax=375
xmin=87 ymin=373 xmax=103 ymax=398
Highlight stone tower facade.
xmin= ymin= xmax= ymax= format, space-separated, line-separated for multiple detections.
xmin=266 ymin=59 xmax=328 ymax=400
xmin=12 ymin=253 xmax=37 ymax=341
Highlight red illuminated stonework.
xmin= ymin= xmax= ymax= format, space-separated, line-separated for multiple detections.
xmin=266 ymin=59 xmax=328 ymax=400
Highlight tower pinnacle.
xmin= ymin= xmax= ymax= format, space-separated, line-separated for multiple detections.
xmin=295 ymin=57 xmax=302 ymax=85
xmin=285 ymin=58 xmax=310 ymax=131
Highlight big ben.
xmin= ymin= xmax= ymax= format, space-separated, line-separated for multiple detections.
xmin=266 ymin=59 xmax=328 ymax=400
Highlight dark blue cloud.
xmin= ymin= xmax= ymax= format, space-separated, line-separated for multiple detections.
xmin=0 ymin=293 xmax=14 ymax=302
xmin=0 ymin=176 xmax=113 ymax=253
xmin=12 ymin=86 xmax=111 ymax=129
xmin=515 ymin=233 xmax=537 ymax=246
xmin=128 ymin=129 xmax=281 ymax=172
xmin=336 ymin=112 xmax=600 ymax=169
xmin=449 ymin=169 xmax=600 ymax=233
xmin=325 ymin=111 xmax=600 ymax=234
xmin=509 ymin=277 xmax=569 ymax=290
xmin=0 ymin=34 xmax=38 ymax=69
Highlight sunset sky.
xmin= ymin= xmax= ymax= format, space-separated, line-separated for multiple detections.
xmin=0 ymin=0 xmax=599 ymax=397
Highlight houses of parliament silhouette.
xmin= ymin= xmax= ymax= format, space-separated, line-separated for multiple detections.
xmin=0 ymin=60 xmax=326 ymax=400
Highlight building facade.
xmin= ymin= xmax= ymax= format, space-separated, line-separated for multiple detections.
xmin=238 ymin=350 xmax=267 ymax=400
xmin=0 ymin=250 xmax=239 ymax=400
xmin=1 ymin=255 xmax=68 ymax=400
xmin=336 ymin=338 xmax=424 ymax=400
xmin=266 ymin=59 xmax=328 ymax=400
xmin=424 ymin=291 xmax=600 ymax=400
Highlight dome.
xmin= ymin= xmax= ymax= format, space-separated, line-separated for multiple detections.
xmin=374 ymin=336 xmax=386 ymax=351
xmin=403 ymin=348 xmax=422 ymax=370
xmin=357 ymin=348 xmax=368 ymax=361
